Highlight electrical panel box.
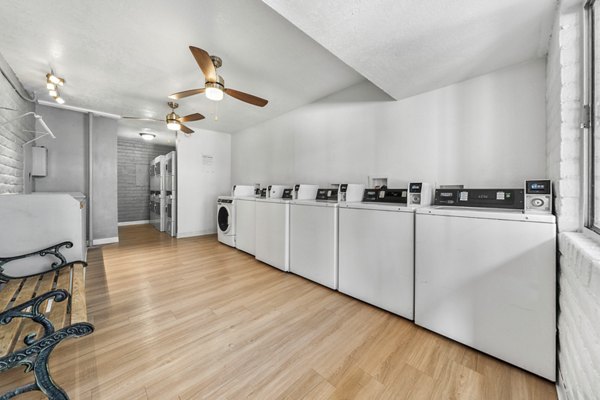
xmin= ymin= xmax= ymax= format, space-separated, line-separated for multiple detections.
xmin=31 ymin=146 xmax=47 ymax=177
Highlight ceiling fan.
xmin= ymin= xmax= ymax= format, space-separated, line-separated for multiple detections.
xmin=169 ymin=46 xmax=269 ymax=107
xmin=122 ymin=102 xmax=204 ymax=134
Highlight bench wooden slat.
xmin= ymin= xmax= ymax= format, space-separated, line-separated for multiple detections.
xmin=15 ymin=271 xmax=58 ymax=350
xmin=70 ymin=264 xmax=87 ymax=324
xmin=46 ymin=269 xmax=71 ymax=334
xmin=0 ymin=276 xmax=40 ymax=356
xmin=0 ymin=280 xmax=22 ymax=312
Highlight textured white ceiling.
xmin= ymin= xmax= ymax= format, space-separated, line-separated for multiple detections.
xmin=263 ymin=0 xmax=557 ymax=99
xmin=0 ymin=0 xmax=364 ymax=136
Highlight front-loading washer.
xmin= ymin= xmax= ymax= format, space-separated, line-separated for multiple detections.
xmin=217 ymin=196 xmax=235 ymax=247
xmin=338 ymin=185 xmax=428 ymax=319
xmin=415 ymin=186 xmax=556 ymax=380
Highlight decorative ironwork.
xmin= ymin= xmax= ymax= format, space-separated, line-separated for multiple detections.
xmin=0 ymin=290 xmax=94 ymax=400
xmin=0 ymin=242 xmax=87 ymax=282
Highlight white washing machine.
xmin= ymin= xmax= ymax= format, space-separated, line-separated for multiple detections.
xmin=338 ymin=184 xmax=430 ymax=319
xmin=217 ymin=196 xmax=235 ymax=247
xmin=216 ymin=185 xmax=255 ymax=248
xmin=233 ymin=185 xmax=258 ymax=255
xmin=415 ymin=186 xmax=556 ymax=381
xmin=290 ymin=185 xmax=348 ymax=289
xmin=255 ymin=185 xmax=292 ymax=271
xmin=166 ymin=192 xmax=176 ymax=237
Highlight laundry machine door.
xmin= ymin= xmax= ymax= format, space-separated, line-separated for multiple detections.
xmin=217 ymin=205 xmax=231 ymax=234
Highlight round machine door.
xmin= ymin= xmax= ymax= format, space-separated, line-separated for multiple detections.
xmin=218 ymin=205 xmax=231 ymax=233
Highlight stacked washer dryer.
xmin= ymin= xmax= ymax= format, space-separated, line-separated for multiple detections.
xmin=165 ymin=151 xmax=177 ymax=237
xmin=414 ymin=180 xmax=556 ymax=380
xmin=217 ymin=185 xmax=255 ymax=247
xmin=290 ymin=184 xmax=355 ymax=289
xmin=149 ymin=155 xmax=166 ymax=231
xmin=338 ymin=183 xmax=432 ymax=319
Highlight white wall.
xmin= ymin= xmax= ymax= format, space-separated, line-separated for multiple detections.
xmin=176 ymin=128 xmax=231 ymax=237
xmin=232 ymin=58 xmax=547 ymax=188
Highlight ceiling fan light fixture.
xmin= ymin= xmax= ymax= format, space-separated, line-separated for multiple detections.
xmin=48 ymin=89 xmax=58 ymax=98
xmin=139 ymin=132 xmax=156 ymax=141
xmin=55 ymin=96 xmax=65 ymax=104
xmin=46 ymin=82 xmax=56 ymax=90
xmin=205 ymin=86 xmax=223 ymax=101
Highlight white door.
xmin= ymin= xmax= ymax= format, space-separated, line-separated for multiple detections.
xmin=415 ymin=213 xmax=556 ymax=380
xmin=290 ymin=204 xmax=337 ymax=289
xmin=255 ymin=201 xmax=289 ymax=271
xmin=338 ymin=207 xmax=414 ymax=319
xmin=236 ymin=199 xmax=256 ymax=255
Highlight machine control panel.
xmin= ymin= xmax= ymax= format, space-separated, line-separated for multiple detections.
xmin=407 ymin=182 xmax=433 ymax=206
xmin=434 ymin=189 xmax=525 ymax=209
xmin=217 ymin=198 xmax=233 ymax=204
xmin=260 ymin=188 xmax=268 ymax=198
xmin=363 ymin=188 xmax=408 ymax=203
xmin=524 ymin=180 xmax=552 ymax=214
xmin=316 ymin=188 xmax=339 ymax=201
xmin=282 ymin=188 xmax=294 ymax=199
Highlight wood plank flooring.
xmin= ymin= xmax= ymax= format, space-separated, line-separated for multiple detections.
xmin=0 ymin=224 xmax=557 ymax=399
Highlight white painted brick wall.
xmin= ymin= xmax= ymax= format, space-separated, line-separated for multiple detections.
xmin=547 ymin=2 xmax=600 ymax=399
xmin=558 ymin=233 xmax=600 ymax=399
xmin=0 ymin=53 xmax=34 ymax=193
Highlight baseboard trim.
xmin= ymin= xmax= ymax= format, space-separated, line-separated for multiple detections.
xmin=177 ymin=230 xmax=216 ymax=238
xmin=92 ymin=236 xmax=119 ymax=246
xmin=118 ymin=220 xmax=150 ymax=226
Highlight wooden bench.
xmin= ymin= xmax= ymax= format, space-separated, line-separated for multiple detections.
xmin=0 ymin=241 xmax=94 ymax=400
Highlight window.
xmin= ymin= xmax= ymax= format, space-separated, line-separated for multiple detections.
xmin=585 ymin=0 xmax=600 ymax=231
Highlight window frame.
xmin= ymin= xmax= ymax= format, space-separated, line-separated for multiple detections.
xmin=584 ymin=0 xmax=600 ymax=234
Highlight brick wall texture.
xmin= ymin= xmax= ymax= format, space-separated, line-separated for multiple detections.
xmin=117 ymin=138 xmax=174 ymax=222
xmin=0 ymin=56 xmax=34 ymax=193
xmin=548 ymin=1 xmax=600 ymax=399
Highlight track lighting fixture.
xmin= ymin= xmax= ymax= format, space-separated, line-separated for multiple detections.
xmin=46 ymin=72 xmax=66 ymax=104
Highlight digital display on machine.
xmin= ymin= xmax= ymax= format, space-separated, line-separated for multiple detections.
xmin=409 ymin=183 xmax=422 ymax=193
xmin=340 ymin=184 xmax=348 ymax=193
xmin=526 ymin=180 xmax=551 ymax=194
xmin=260 ymin=188 xmax=267 ymax=198
xmin=282 ymin=189 xmax=294 ymax=199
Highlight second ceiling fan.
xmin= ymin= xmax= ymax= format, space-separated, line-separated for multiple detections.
xmin=169 ymin=46 xmax=269 ymax=107
xmin=122 ymin=102 xmax=204 ymax=134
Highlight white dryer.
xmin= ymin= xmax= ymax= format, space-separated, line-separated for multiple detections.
xmin=290 ymin=185 xmax=346 ymax=289
xmin=338 ymin=184 xmax=428 ymax=319
xmin=415 ymin=187 xmax=556 ymax=380
xmin=255 ymin=185 xmax=292 ymax=271
xmin=217 ymin=196 xmax=235 ymax=247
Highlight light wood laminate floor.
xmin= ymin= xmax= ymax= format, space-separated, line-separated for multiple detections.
xmin=0 ymin=224 xmax=557 ymax=399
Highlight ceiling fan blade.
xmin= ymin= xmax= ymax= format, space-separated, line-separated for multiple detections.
xmin=189 ymin=46 xmax=217 ymax=83
xmin=121 ymin=116 xmax=163 ymax=122
xmin=168 ymin=88 xmax=205 ymax=100
xmin=180 ymin=124 xmax=194 ymax=134
xmin=179 ymin=113 xmax=205 ymax=123
xmin=224 ymin=88 xmax=268 ymax=107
